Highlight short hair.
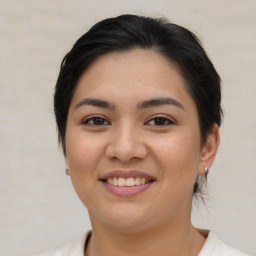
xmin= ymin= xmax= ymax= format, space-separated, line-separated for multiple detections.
xmin=54 ymin=14 xmax=223 ymax=198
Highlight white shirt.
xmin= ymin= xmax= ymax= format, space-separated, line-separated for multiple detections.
xmin=37 ymin=230 xmax=251 ymax=256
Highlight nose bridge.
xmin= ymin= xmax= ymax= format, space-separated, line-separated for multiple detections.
xmin=105 ymin=120 xmax=147 ymax=162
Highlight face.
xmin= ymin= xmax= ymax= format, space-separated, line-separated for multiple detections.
xmin=65 ymin=49 xmax=218 ymax=233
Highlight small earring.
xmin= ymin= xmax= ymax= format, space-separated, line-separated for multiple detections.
xmin=204 ymin=167 xmax=209 ymax=175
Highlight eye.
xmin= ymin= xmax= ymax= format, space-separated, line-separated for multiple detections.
xmin=146 ymin=116 xmax=174 ymax=126
xmin=82 ymin=116 xmax=110 ymax=126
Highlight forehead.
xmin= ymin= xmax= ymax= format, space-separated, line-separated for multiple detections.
xmin=70 ymin=49 xmax=194 ymax=110
xmin=81 ymin=49 xmax=182 ymax=82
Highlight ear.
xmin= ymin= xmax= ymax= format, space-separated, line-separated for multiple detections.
xmin=198 ymin=123 xmax=220 ymax=176
xmin=62 ymin=141 xmax=71 ymax=176
xmin=64 ymin=153 xmax=71 ymax=176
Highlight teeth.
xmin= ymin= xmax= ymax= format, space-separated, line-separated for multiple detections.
xmin=118 ymin=177 xmax=126 ymax=186
xmin=126 ymin=177 xmax=135 ymax=186
xmin=113 ymin=177 xmax=118 ymax=185
xmin=135 ymin=177 xmax=140 ymax=185
xmin=107 ymin=178 xmax=113 ymax=185
xmin=106 ymin=177 xmax=150 ymax=186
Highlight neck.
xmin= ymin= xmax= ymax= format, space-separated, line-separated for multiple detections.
xmin=86 ymin=215 xmax=206 ymax=256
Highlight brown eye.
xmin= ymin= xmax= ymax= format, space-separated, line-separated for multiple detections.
xmin=146 ymin=116 xmax=174 ymax=126
xmin=83 ymin=116 xmax=110 ymax=126
xmin=153 ymin=117 xmax=168 ymax=125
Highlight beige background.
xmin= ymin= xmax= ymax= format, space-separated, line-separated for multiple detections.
xmin=0 ymin=0 xmax=256 ymax=255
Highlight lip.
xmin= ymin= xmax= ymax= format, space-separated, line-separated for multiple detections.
xmin=99 ymin=170 xmax=156 ymax=180
xmin=101 ymin=181 xmax=155 ymax=196
xmin=99 ymin=170 xmax=156 ymax=196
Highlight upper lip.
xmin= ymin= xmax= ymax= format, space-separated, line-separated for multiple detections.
xmin=99 ymin=170 xmax=156 ymax=181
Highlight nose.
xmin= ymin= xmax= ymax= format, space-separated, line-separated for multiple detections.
xmin=105 ymin=123 xmax=147 ymax=163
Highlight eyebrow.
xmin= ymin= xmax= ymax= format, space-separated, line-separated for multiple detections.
xmin=74 ymin=98 xmax=115 ymax=110
xmin=137 ymin=97 xmax=184 ymax=110
xmin=74 ymin=97 xmax=184 ymax=111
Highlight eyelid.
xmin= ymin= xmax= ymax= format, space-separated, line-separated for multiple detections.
xmin=81 ymin=115 xmax=111 ymax=125
xmin=145 ymin=114 xmax=176 ymax=126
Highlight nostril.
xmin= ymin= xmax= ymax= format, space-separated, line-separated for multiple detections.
xmin=105 ymin=135 xmax=148 ymax=162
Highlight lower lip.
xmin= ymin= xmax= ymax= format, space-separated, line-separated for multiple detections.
xmin=100 ymin=181 xmax=154 ymax=196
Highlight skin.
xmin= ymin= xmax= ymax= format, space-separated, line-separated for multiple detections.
xmin=64 ymin=49 xmax=220 ymax=256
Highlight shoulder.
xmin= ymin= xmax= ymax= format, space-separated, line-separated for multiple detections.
xmin=199 ymin=231 xmax=251 ymax=256
xmin=35 ymin=232 xmax=90 ymax=256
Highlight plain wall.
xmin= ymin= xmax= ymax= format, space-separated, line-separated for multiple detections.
xmin=0 ymin=0 xmax=255 ymax=255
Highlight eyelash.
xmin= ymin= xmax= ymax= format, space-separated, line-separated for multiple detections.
xmin=82 ymin=115 xmax=175 ymax=127
xmin=82 ymin=116 xmax=110 ymax=126
xmin=145 ymin=115 xmax=175 ymax=126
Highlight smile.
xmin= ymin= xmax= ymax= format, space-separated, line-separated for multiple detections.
xmin=99 ymin=170 xmax=156 ymax=195
xmin=104 ymin=177 xmax=152 ymax=187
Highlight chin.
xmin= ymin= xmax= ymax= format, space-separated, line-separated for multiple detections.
xmin=89 ymin=204 xmax=155 ymax=233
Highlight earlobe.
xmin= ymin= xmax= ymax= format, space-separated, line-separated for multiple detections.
xmin=198 ymin=123 xmax=220 ymax=175
xmin=198 ymin=166 xmax=209 ymax=176
xmin=66 ymin=169 xmax=70 ymax=176
xmin=65 ymin=154 xmax=71 ymax=176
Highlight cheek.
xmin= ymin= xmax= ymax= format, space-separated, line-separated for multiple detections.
xmin=65 ymin=130 xmax=107 ymax=178
xmin=150 ymin=130 xmax=201 ymax=180
xmin=149 ymin=132 xmax=201 ymax=210
xmin=65 ymin=132 xmax=108 ymax=206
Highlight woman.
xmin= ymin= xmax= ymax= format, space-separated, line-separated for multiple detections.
xmin=39 ymin=14 xmax=250 ymax=256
